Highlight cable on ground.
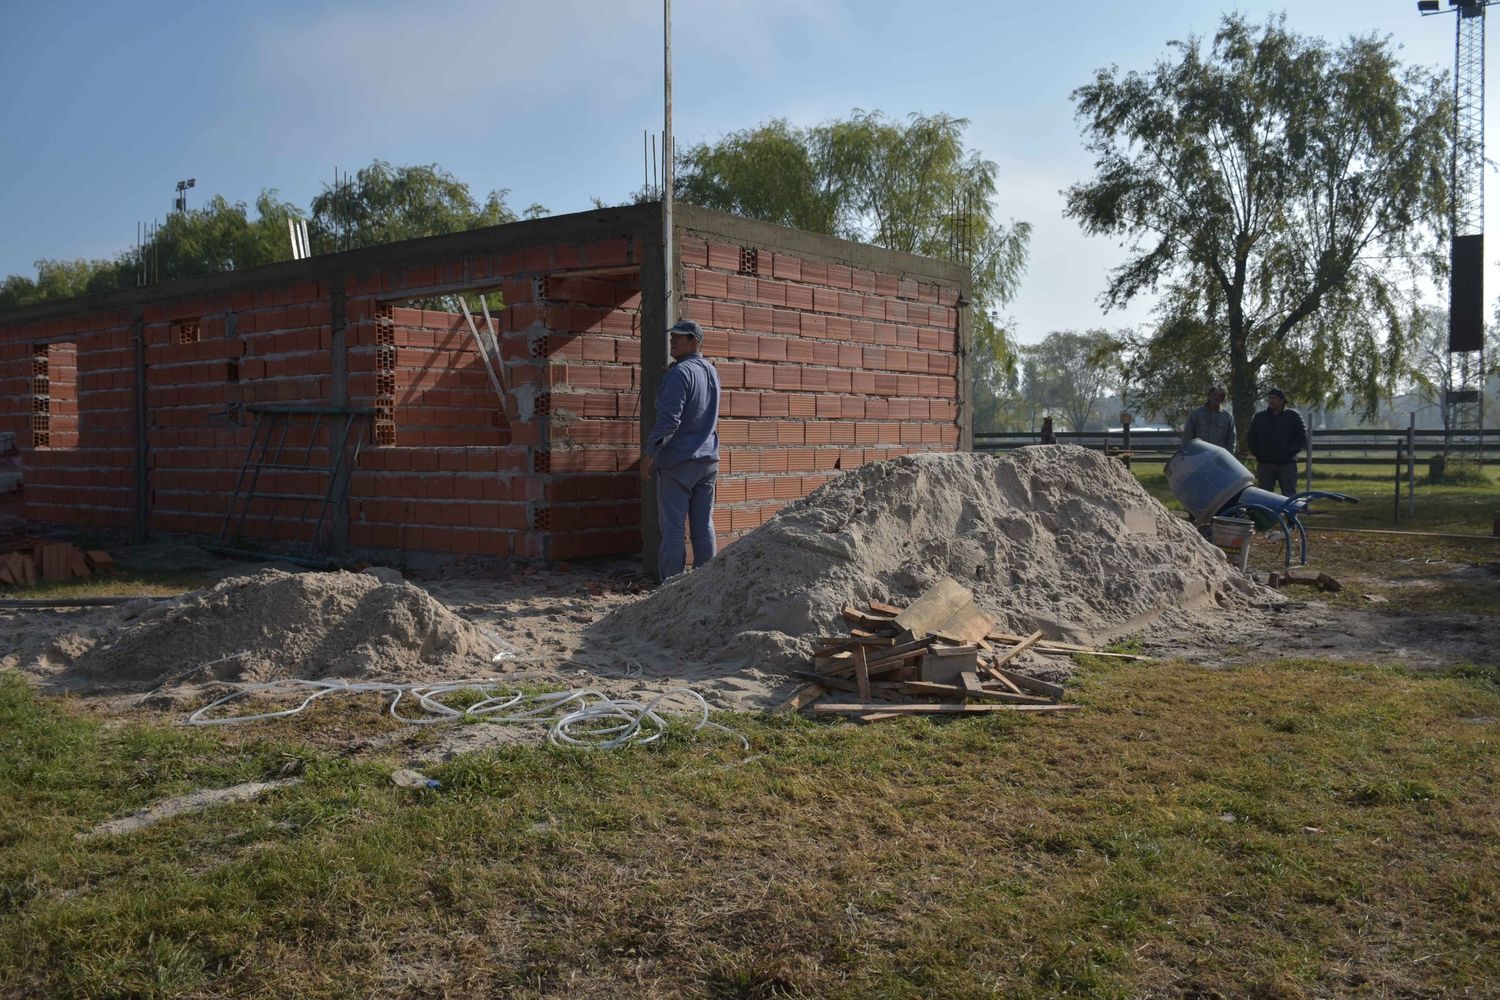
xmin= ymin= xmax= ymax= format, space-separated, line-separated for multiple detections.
xmin=183 ymin=678 xmax=748 ymax=751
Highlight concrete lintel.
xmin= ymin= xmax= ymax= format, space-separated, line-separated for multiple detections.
xmin=673 ymin=203 xmax=969 ymax=286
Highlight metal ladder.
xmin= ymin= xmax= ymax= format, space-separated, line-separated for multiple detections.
xmin=216 ymin=405 xmax=373 ymax=564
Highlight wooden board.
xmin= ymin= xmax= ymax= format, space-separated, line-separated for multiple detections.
xmin=842 ymin=605 xmax=898 ymax=629
xmin=84 ymin=549 xmax=114 ymax=570
xmin=813 ymin=650 xmax=853 ymax=674
xmin=984 ymin=631 xmax=1149 ymax=661
xmin=866 ymin=636 xmax=937 ymax=665
xmin=852 ymin=644 xmax=871 ymax=701
xmin=773 ymin=683 xmax=827 ymax=713
xmin=901 ymin=681 xmax=1056 ymax=705
xmin=987 ymin=669 xmax=1025 ymax=696
xmin=893 ymin=578 xmax=994 ymax=644
xmin=867 ymin=600 xmax=904 ymax=615
xmin=865 ymin=648 xmax=930 ymax=676
xmin=792 ymin=671 xmax=906 ymax=698
xmin=813 ymin=635 xmax=895 ymax=651
xmin=1281 ymin=569 xmax=1343 ymax=592
xmin=987 ymin=630 xmax=1044 ymax=673
xmin=818 ymin=646 xmax=928 ymax=680
xmin=990 ymin=667 xmax=1065 ymax=700
xmin=812 ymin=702 xmax=1082 ymax=715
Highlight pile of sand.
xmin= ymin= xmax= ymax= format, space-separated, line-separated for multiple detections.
xmin=602 ymin=448 xmax=1261 ymax=673
xmin=73 ymin=569 xmax=500 ymax=689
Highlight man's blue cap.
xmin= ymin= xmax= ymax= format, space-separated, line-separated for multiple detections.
xmin=668 ymin=318 xmax=703 ymax=341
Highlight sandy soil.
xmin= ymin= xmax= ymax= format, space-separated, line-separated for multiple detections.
xmin=2 ymin=548 xmax=1495 ymax=765
xmin=5 ymin=546 xmax=1495 ymax=707
xmin=2 ymin=448 xmax=1495 ymax=764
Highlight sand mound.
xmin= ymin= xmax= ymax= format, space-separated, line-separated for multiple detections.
xmin=604 ymin=448 xmax=1260 ymax=670
xmin=74 ymin=569 xmax=499 ymax=688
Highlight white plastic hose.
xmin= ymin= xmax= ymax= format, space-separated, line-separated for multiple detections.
xmin=184 ymin=678 xmax=748 ymax=751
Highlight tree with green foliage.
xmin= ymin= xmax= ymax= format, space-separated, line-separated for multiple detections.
xmin=1065 ymin=14 xmax=1450 ymax=447
xmin=309 ymin=160 xmax=542 ymax=252
xmin=1095 ymin=317 xmax=1209 ymax=432
xmin=1020 ymin=330 xmax=1120 ymax=432
xmin=0 ymin=162 xmax=551 ymax=309
xmin=0 ymin=258 xmax=122 ymax=310
xmin=146 ymin=191 xmax=306 ymax=282
xmin=677 ymin=110 xmax=1031 ymax=388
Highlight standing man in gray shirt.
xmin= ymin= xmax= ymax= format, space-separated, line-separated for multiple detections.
xmin=1183 ymin=385 xmax=1236 ymax=452
xmin=642 ymin=319 xmax=721 ymax=581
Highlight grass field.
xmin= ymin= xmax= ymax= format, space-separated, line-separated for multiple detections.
xmin=1 ymin=656 xmax=1496 ymax=999
xmin=1131 ymin=462 xmax=1500 ymax=536
xmin=1 ymin=465 xmax=1496 ymax=997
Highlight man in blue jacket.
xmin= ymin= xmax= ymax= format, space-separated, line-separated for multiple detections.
xmin=641 ymin=319 xmax=721 ymax=580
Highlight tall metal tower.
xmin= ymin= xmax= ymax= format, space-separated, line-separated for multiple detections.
xmin=1419 ymin=0 xmax=1491 ymax=463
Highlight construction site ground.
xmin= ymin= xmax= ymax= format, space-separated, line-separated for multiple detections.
xmin=1 ymin=462 xmax=1497 ymax=998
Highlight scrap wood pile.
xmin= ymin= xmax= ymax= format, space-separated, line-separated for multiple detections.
xmin=777 ymin=577 xmax=1147 ymax=722
xmin=0 ymin=540 xmax=113 ymax=586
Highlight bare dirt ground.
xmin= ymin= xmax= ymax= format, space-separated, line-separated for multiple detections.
xmin=2 ymin=541 xmax=1496 ymax=765
xmin=4 ymin=450 xmax=1498 ymax=770
xmin=5 ymin=537 xmax=1495 ymax=707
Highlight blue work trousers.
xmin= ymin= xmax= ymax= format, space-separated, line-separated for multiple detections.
xmin=655 ymin=457 xmax=718 ymax=580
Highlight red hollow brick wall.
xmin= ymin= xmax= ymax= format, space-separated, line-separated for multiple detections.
xmin=0 ymin=312 xmax=135 ymax=530
xmin=676 ymin=231 xmax=963 ymax=551
xmin=0 ymin=206 xmax=966 ymax=564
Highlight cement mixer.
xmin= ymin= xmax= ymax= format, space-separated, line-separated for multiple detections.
xmin=1164 ymin=439 xmax=1357 ymax=568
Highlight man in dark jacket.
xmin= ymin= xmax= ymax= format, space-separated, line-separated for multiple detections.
xmin=642 ymin=319 xmax=721 ymax=580
xmin=1247 ymin=388 xmax=1306 ymax=496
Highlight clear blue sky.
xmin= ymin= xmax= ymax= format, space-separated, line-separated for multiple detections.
xmin=0 ymin=1 xmax=1480 ymax=343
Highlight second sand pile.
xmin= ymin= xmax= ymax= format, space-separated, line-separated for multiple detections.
xmin=604 ymin=447 xmax=1260 ymax=671
xmin=73 ymin=568 xmax=500 ymax=689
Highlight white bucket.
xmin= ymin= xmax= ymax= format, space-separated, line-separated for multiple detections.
xmin=1211 ymin=516 xmax=1254 ymax=571
xmin=1211 ymin=516 xmax=1254 ymax=549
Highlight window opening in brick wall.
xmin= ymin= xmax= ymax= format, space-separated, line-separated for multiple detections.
xmin=172 ymin=318 xmax=201 ymax=344
xmin=30 ymin=342 xmax=79 ymax=449
xmin=378 ymin=285 xmax=509 ymax=448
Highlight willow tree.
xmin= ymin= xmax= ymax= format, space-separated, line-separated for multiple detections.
xmin=1065 ymin=15 xmax=1450 ymax=442
xmin=677 ymin=111 xmax=1030 ymax=402
xmin=310 ymin=161 xmax=544 ymax=252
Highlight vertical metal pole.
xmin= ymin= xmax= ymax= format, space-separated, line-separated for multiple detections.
xmin=1305 ymin=414 xmax=1313 ymax=492
xmin=662 ymin=0 xmax=674 ymax=332
xmin=330 ymin=281 xmax=350 ymax=555
xmin=1407 ymin=411 xmax=1417 ymax=518
xmin=132 ymin=307 xmax=148 ymax=542
xmin=1394 ymin=442 xmax=1402 ymax=524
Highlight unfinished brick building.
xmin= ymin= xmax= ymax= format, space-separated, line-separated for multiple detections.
xmin=0 ymin=204 xmax=971 ymax=569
